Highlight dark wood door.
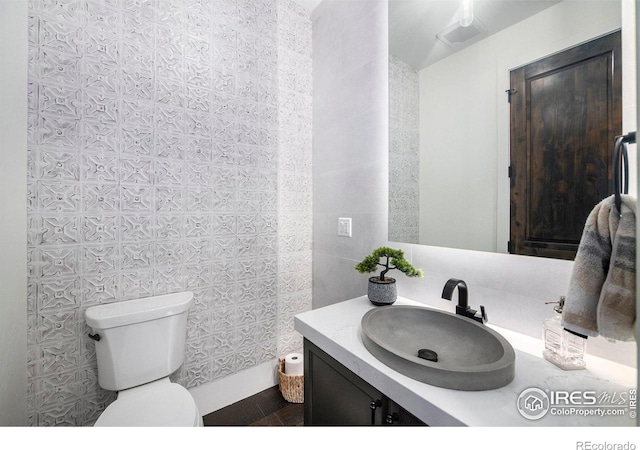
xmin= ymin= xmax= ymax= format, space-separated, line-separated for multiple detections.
xmin=509 ymin=31 xmax=622 ymax=260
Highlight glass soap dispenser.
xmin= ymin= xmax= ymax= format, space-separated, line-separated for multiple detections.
xmin=543 ymin=296 xmax=586 ymax=370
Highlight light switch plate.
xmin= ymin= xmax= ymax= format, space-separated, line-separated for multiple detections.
xmin=338 ymin=217 xmax=352 ymax=237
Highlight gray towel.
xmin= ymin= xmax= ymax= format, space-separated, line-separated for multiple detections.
xmin=562 ymin=194 xmax=636 ymax=341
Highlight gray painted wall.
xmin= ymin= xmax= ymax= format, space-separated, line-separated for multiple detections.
xmin=0 ymin=0 xmax=28 ymax=427
xmin=312 ymin=0 xmax=389 ymax=308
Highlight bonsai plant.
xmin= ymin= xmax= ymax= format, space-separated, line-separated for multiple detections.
xmin=355 ymin=247 xmax=423 ymax=305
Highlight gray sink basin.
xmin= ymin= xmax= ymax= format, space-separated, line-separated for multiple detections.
xmin=361 ymin=305 xmax=515 ymax=391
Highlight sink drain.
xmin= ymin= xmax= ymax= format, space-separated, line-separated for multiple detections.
xmin=417 ymin=348 xmax=438 ymax=362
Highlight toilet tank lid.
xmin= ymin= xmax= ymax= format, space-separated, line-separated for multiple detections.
xmin=85 ymin=292 xmax=194 ymax=329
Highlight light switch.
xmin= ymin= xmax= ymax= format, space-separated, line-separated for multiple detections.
xmin=338 ymin=217 xmax=352 ymax=237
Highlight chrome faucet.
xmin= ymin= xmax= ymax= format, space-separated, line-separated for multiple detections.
xmin=441 ymin=278 xmax=487 ymax=324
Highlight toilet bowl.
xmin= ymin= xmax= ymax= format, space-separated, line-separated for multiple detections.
xmin=85 ymin=292 xmax=203 ymax=427
xmin=95 ymin=378 xmax=203 ymax=427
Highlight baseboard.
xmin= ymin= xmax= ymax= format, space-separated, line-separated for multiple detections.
xmin=188 ymin=359 xmax=279 ymax=416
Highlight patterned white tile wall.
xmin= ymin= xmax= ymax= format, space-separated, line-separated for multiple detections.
xmin=276 ymin=0 xmax=313 ymax=356
xmin=389 ymin=54 xmax=419 ymax=244
xmin=26 ymin=0 xmax=311 ymax=426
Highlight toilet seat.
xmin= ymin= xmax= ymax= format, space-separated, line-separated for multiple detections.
xmin=95 ymin=379 xmax=203 ymax=427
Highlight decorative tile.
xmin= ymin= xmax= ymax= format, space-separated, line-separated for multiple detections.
xmin=155 ymin=241 xmax=183 ymax=267
xmin=212 ymin=353 xmax=236 ymax=380
xmin=40 ymin=49 xmax=80 ymax=85
xmin=184 ymin=136 xmax=212 ymax=162
xmin=120 ymin=214 xmax=154 ymax=242
xmin=82 ymin=273 xmax=118 ymax=306
xmin=40 ymin=215 xmax=81 ymax=245
xmin=82 ymin=91 xmax=118 ymax=123
xmin=236 ymin=236 xmax=258 ymax=259
xmin=236 ymin=346 xmax=257 ymax=371
xmin=183 ymin=361 xmax=213 ymax=389
xmin=212 ymin=189 xmax=235 ymax=212
xmin=33 ymin=369 xmax=83 ymax=412
xmin=38 ymin=83 xmax=81 ymax=118
xmin=184 ymin=264 xmax=213 ymax=289
xmin=156 ymin=213 xmax=183 ymax=239
xmin=189 ymin=287 xmax=213 ymax=313
xmin=156 ymin=78 xmax=185 ymax=107
xmin=237 ymin=190 xmax=260 ymax=212
xmin=38 ymin=114 xmax=79 ymax=148
xmin=81 ymin=121 xmax=119 ymax=153
xmin=212 ymin=214 xmax=236 ymax=236
xmin=82 ymin=244 xmax=119 ymax=274
xmin=37 ymin=309 xmax=80 ymax=343
xmin=39 ymin=342 xmax=82 ymax=382
xmin=120 ymin=243 xmax=153 ymax=269
xmin=121 ymin=65 xmax=154 ymax=100
xmin=82 ymin=183 xmax=119 ymax=212
xmin=186 ymin=59 xmax=213 ymax=90
xmin=185 ymin=187 xmax=212 ymax=211
xmin=187 ymin=312 xmax=213 ymax=341
xmin=212 ymin=237 xmax=236 ymax=259
xmin=37 ymin=246 xmax=80 ymax=278
xmin=256 ymin=277 xmax=277 ymax=299
xmin=27 ymin=0 xmax=313 ymax=426
xmin=153 ymin=267 xmax=185 ymax=294
xmin=84 ymin=33 xmax=119 ymax=66
xmin=211 ymin=285 xmax=236 ymax=310
xmin=121 ymin=99 xmax=154 ymax=128
xmin=184 ymin=214 xmax=211 ymax=238
xmin=257 ymin=298 xmax=277 ymax=323
xmin=82 ymin=153 xmax=118 ymax=183
xmin=120 ymin=185 xmax=153 ymax=212
xmin=236 ymin=324 xmax=258 ymax=350
xmin=39 ymin=18 xmax=82 ymax=55
xmin=82 ymin=59 xmax=119 ymax=95
xmin=82 ymin=215 xmax=117 ymax=243
xmin=36 ymin=404 xmax=80 ymax=426
xmin=185 ymin=14 xmax=212 ymax=42
xmin=120 ymin=126 xmax=152 ymax=157
xmin=389 ymin=55 xmax=420 ymax=244
xmin=119 ymin=157 xmax=153 ymax=185
xmin=37 ymin=277 xmax=81 ymax=312
xmin=237 ymin=258 xmax=258 ymax=279
xmin=155 ymin=186 xmax=183 ymax=212
xmin=185 ymin=111 xmax=212 ymax=137
xmin=184 ymin=239 xmax=212 ymax=263
xmin=211 ymin=325 xmax=236 ymax=358
xmin=119 ymin=269 xmax=154 ymax=300
xmin=155 ymin=104 xmax=184 ymax=135
xmin=155 ymin=159 xmax=184 ymax=186
xmin=258 ymin=256 xmax=278 ymax=279
xmin=154 ymin=131 xmax=185 ymax=159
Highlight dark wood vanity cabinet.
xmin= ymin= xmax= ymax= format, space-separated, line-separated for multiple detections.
xmin=303 ymin=339 xmax=425 ymax=426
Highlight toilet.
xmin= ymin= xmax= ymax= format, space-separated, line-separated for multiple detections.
xmin=85 ymin=291 xmax=203 ymax=427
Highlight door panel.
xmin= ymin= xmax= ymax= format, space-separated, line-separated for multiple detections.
xmin=510 ymin=31 xmax=622 ymax=260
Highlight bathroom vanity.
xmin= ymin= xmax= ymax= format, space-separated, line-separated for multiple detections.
xmin=294 ymin=296 xmax=637 ymax=426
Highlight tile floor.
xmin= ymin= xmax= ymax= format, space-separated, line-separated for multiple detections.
xmin=203 ymin=386 xmax=304 ymax=426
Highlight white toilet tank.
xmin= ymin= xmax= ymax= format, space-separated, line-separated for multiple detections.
xmin=85 ymin=292 xmax=194 ymax=392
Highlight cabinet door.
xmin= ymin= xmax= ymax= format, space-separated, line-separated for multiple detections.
xmin=385 ymin=400 xmax=426 ymax=426
xmin=304 ymin=339 xmax=384 ymax=425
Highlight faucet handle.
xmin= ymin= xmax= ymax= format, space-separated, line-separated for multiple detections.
xmin=480 ymin=305 xmax=488 ymax=324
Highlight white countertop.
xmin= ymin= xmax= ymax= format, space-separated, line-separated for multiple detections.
xmin=294 ymin=296 xmax=637 ymax=426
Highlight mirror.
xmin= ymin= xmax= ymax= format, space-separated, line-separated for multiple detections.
xmin=388 ymin=0 xmax=625 ymax=253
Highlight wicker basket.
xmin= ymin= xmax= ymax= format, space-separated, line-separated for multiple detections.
xmin=278 ymin=358 xmax=304 ymax=403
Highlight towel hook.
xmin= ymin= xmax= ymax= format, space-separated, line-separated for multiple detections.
xmin=613 ymin=131 xmax=635 ymax=213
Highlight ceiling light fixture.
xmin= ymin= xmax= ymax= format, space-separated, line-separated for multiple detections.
xmin=459 ymin=0 xmax=474 ymax=27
